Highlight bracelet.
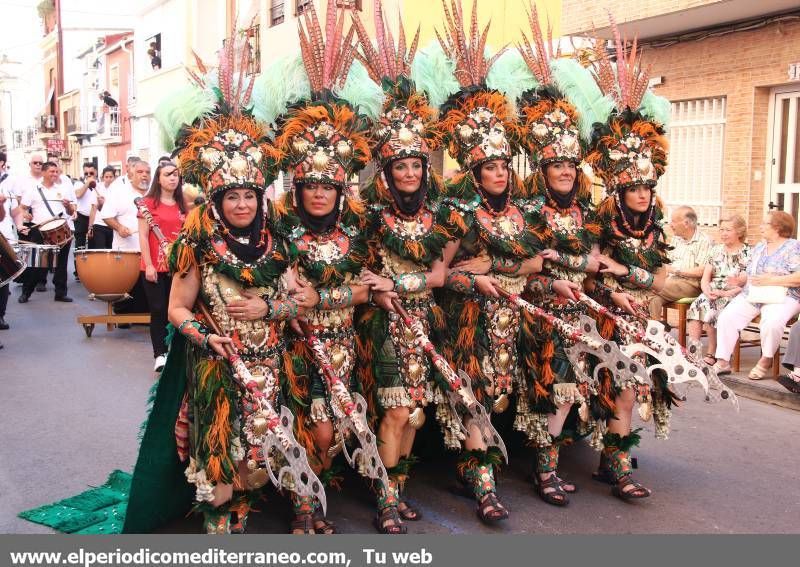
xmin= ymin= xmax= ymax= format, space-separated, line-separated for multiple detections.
xmin=491 ymin=256 xmax=522 ymax=275
xmin=266 ymin=298 xmax=299 ymax=320
xmin=318 ymin=285 xmax=353 ymax=310
xmin=178 ymin=317 xmax=211 ymax=350
xmin=445 ymin=271 xmax=476 ymax=294
xmin=565 ymin=253 xmax=589 ymax=271
xmin=392 ymin=272 xmax=427 ymax=293
xmin=620 ymin=266 xmax=655 ymax=289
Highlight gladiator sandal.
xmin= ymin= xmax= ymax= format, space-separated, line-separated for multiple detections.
xmin=201 ymin=503 xmax=231 ymax=535
xmin=594 ymin=431 xmax=651 ymax=501
xmin=395 ymin=456 xmax=422 ymax=521
xmin=533 ymin=445 xmax=569 ymax=507
xmin=374 ymin=477 xmax=406 ymax=534
xmin=458 ymin=449 xmax=508 ymax=524
xmin=290 ymin=495 xmax=318 ymax=535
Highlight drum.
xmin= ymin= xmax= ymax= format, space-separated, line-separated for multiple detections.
xmin=0 ymin=233 xmax=26 ymax=286
xmin=17 ymin=243 xmax=60 ymax=269
xmin=75 ymin=249 xmax=141 ymax=297
xmin=39 ymin=217 xmax=73 ymax=247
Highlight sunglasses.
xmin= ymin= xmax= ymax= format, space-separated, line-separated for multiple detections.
xmin=31 ymin=161 xmax=42 ymax=165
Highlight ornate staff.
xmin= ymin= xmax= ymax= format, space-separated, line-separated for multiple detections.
xmin=297 ymin=319 xmax=389 ymax=489
xmin=492 ymin=287 xmax=651 ymax=389
xmin=389 ymin=298 xmax=508 ymax=462
xmin=578 ymin=292 xmax=735 ymax=405
xmin=196 ymin=301 xmax=327 ymax=512
xmin=136 ymin=197 xmax=327 ymax=511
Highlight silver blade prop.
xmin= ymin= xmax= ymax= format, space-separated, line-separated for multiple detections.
xmin=196 ymin=302 xmax=327 ymax=513
xmin=297 ymin=320 xmax=389 ymax=490
xmin=390 ymin=298 xmax=508 ymax=463
xmin=494 ymin=288 xmax=651 ymax=390
xmin=578 ymin=293 xmax=735 ymax=406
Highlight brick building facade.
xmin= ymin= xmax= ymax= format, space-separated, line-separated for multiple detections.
xmin=563 ymin=0 xmax=800 ymax=240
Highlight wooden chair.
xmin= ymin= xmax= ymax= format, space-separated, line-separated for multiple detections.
xmin=661 ymin=297 xmax=697 ymax=347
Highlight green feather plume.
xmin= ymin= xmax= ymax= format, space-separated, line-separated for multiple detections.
xmin=334 ymin=59 xmax=383 ymax=122
xmin=550 ymin=57 xmax=615 ymax=142
xmin=639 ymin=90 xmax=672 ymax=130
xmin=251 ymin=54 xmax=311 ymax=126
xmin=486 ymin=50 xmax=538 ymax=113
xmin=411 ymin=42 xmax=460 ymax=110
xmin=153 ymin=83 xmax=216 ymax=151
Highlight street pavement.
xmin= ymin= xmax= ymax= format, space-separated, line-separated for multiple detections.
xmin=1 ymin=273 xmax=799 ymax=534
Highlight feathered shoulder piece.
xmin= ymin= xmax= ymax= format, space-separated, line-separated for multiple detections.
xmin=157 ymin=23 xmax=281 ymax=200
xmin=353 ymin=1 xmax=441 ymax=168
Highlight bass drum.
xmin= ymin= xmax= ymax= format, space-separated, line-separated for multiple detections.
xmin=0 ymin=234 xmax=26 ymax=286
xmin=17 ymin=243 xmax=59 ymax=269
xmin=75 ymin=249 xmax=141 ymax=298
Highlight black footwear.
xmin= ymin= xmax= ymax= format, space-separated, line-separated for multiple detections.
xmin=117 ymin=323 xmax=131 ymax=329
xmin=0 ymin=317 xmax=8 ymax=330
xmin=54 ymin=295 xmax=74 ymax=303
xmin=0 ymin=342 xmax=4 ymax=350
xmin=35 ymin=283 xmax=47 ymax=292
xmin=777 ymin=374 xmax=800 ymax=394
xmin=18 ymin=293 xmax=30 ymax=304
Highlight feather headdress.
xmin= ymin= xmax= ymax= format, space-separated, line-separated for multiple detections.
xmin=434 ymin=0 xmax=518 ymax=171
xmin=515 ymin=2 xmax=583 ymax=167
xmin=353 ymin=0 xmax=441 ymax=169
xmin=273 ymin=2 xmax=373 ymax=189
xmin=586 ymin=14 xmax=670 ymax=195
xmin=156 ymin=20 xmax=280 ymax=199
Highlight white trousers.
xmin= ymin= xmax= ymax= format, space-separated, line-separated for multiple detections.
xmin=715 ymin=294 xmax=800 ymax=361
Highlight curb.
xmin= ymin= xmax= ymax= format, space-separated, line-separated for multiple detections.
xmin=721 ymin=376 xmax=800 ymax=412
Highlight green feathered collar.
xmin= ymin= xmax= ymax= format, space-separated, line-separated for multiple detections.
xmin=168 ymin=202 xmax=296 ymax=287
xmin=290 ymin=222 xmax=369 ymax=286
xmin=527 ymin=193 xmax=599 ymax=256
xmin=597 ymin=207 xmax=670 ymax=272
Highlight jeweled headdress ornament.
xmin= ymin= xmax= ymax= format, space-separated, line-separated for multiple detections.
xmin=586 ymin=15 xmax=670 ymax=195
xmin=155 ymin=29 xmax=281 ymax=200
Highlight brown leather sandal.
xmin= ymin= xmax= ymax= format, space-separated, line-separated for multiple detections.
xmin=534 ymin=473 xmax=569 ymax=506
xmin=312 ymin=509 xmax=336 ymax=534
xmin=476 ymin=492 xmax=509 ymax=523
xmin=290 ymin=513 xmax=315 ymax=535
xmin=374 ymin=506 xmax=407 ymax=534
xmin=557 ymin=476 xmax=578 ymax=494
xmin=397 ymin=500 xmax=422 ymax=521
xmin=611 ymin=475 xmax=651 ymax=500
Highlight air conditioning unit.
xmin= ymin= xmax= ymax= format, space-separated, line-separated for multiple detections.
xmin=46 ymin=115 xmax=56 ymax=129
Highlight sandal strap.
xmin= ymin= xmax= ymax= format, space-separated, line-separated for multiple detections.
xmin=618 ymin=474 xmax=650 ymax=495
xmin=478 ymin=492 xmax=508 ymax=521
xmin=376 ymin=506 xmax=406 ymax=534
xmin=291 ymin=513 xmax=315 ymax=534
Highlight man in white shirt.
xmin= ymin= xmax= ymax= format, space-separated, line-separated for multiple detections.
xmin=16 ymin=161 xmax=76 ymax=303
xmin=102 ymin=159 xmax=150 ymax=250
xmin=102 ymin=159 xmax=150 ymax=316
xmin=107 ymin=155 xmax=140 ymax=195
xmin=2 ymin=153 xmax=45 ymax=209
xmin=88 ymin=166 xmax=116 ymax=248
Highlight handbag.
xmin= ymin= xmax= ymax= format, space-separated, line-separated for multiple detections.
xmin=747 ymin=285 xmax=788 ymax=304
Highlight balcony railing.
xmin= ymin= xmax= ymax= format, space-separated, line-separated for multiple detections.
xmin=12 ymin=126 xmax=40 ymax=149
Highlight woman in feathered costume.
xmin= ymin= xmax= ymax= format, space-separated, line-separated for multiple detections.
xmin=261 ymin=2 xmax=380 ymax=534
xmin=125 ymin=32 xmax=324 ymax=534
xmin=512 ymin=3 xmax=613 ymax=507
xmin=351 ymin=1 xmax=467 ymax=534
xmin=585 ymin=20 xmax=674 ymax=501
xmin=416 ymin=0 xmax=549 ymax=524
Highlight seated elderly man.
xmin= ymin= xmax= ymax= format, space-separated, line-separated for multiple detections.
xmin=649 ymin=206 xmax=713 ymax=319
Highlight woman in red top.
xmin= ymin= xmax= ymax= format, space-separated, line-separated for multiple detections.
xmin=138 ymin=161 xmax=186 ymax=371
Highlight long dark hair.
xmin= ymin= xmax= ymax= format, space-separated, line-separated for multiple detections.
xmin=145 ymin=161 xmax=186 ymax=214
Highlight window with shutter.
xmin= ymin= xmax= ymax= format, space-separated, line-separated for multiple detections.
xmin=659 ymin=96 xmax=726 ymax=226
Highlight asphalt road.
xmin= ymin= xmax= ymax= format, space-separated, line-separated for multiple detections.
xmin=2 ymin=274 xmax=799 ymax=534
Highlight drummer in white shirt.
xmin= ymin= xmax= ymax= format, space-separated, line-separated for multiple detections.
xmin=102 ymin=158 xmax=150 ymax=314
xmin=16 ymin=161 xmax=76 ymax=303
xmin=72 ymin=163 xmax=99 ymax=281
xmin=87 ymin=166 xmax=116 ymax=248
